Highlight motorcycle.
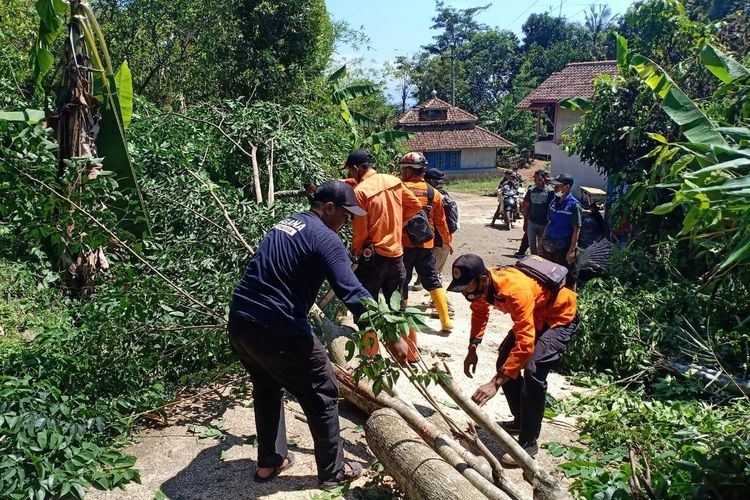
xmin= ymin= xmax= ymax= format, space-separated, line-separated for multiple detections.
xmin=491 ymin=182 xmax=524 ymax=229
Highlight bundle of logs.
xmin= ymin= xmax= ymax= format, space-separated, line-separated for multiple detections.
xmin=310 ymin=306 xmax=569 ymax=500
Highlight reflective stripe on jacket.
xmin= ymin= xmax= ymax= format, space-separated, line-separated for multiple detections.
xmin=402 ymin=178 xmax=452 ymax=249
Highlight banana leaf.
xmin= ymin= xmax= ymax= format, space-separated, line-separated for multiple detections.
xmin=0 ymin=109 xmax=45 ymax=124
xmin=559 ymin=97 xmax=592 ymax=111
xmin=699 ymin=45 xmax=749 ymax=84
xmin=96 ymin=73 xmax=150 ymax=237
xmin=363 ymin=130 xmax=412 ymax=146
xmin=630 ymin=54 xmax=726 ymax=146
xmin=331 ymin=83 xmax=378 ymax=105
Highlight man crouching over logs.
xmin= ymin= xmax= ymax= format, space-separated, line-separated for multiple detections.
xmin=227 ymin=181 xmax=408 ymax=488
xmin=446 ymin=254 xmax=579 ymax=466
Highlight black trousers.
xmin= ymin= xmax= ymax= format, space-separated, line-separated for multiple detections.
xmin=517 ymin=232 xmax=529 ymax=254
xmin=401 ymin=247 xmax=442 ymax=301
xmin=495 ymin=315 xmax=580 ymax=445
xmin=354 ymin=253 xmax=405 ymax=304
xmin=227 ymin=317 xmax=343 ymax=481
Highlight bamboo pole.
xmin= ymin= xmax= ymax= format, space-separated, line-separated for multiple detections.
xmin=435 ymin=373 xmax=569 ymax=500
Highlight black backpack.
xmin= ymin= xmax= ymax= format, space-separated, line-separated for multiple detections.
xmin=404 ymin=186 xmax=435 ymax=244
xmin=442 ymin=192 xmax=459 ymax=233
xmin=514 ymin=255 xmax=568 ymax=294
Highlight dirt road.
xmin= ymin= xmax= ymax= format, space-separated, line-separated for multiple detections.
xmin=89 ymin=192 xmax=579 ymax=500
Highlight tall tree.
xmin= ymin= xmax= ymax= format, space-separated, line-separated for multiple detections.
xmin=94 ymin=0 xmax=334 ymax=105
xmin=424 ymin=0 xmax=490 ymax=105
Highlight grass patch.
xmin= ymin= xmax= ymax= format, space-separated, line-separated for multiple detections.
xmin=446 ymin=177 xmax=499 ymax=196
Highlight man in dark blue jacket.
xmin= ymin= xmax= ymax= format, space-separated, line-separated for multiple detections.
xmin=228 ymin=181 xmax=408 ymax=488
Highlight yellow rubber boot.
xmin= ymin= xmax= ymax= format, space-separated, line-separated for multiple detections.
xmin=429 ymin=288 xmax=453 ymax=332
xmin=406 ymin=329 xmax=420 ymax=363
xmin=363 ymin=331 xmax=379 ymax=357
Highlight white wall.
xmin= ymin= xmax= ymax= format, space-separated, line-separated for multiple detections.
xmin=554 ymin=107 xmax=580 ymax=141
xmin=535 ymin=140 xmax=606 ymax=196
xmin=460 ymin=148 xmax=496 ymax=169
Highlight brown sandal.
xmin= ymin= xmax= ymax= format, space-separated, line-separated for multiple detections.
xmin=253 ymin=452 xmax=295 ymax=483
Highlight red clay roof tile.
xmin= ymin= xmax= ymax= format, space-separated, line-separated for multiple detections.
xmin=516 ymin=60 xmax=618 ymax=109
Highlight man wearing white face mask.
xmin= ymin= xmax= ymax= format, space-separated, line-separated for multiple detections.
xmin=539 ymin=173 xmax=582 ymax=269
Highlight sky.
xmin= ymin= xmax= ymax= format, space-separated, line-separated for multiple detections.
xmin=325 ymin=0 xmax=638 ymax=103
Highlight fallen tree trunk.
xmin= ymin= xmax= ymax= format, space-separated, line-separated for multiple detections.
xmin=366 ymin=408 xmax=485 ymax=500
xmin=660 ymin=359 xmax=750 ymax=395
xmin=437 ymin=374 xmax=569 ymax=500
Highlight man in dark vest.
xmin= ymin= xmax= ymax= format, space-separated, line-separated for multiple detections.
xmin=540 ymin=173 xmax=582 ymax=268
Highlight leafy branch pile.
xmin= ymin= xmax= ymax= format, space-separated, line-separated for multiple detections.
xmin=553 ymin=4 xmax=750 ymax=496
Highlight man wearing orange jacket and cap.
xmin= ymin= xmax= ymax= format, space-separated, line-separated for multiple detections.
xmin=447 ymin=254 xmax=579 ymax=465
xmin=343 ymin=148 xmax=423 ymax=359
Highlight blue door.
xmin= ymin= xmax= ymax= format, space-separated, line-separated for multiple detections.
xmin=425 ymin=151 xmax=461 ymax=171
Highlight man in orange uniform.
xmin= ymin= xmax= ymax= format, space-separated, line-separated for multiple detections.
xmin=399 ymin=152 xmax=454 ymax=341
xmin=447 ymin=254 xmax=579 ymax=465
xmin=343 ymin=149 xmax=423 ymax=357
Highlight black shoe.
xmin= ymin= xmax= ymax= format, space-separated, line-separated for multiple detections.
xmin=501 ymin=441 xmax=538 ymax=466
xmin=497 ymin=419 xmax=521 ymax=434
xmin=319 ymin=460 xmax=363 ymax=489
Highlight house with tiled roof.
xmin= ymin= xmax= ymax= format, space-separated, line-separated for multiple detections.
xmin=394 ymin=91 xmax=514 ymax=173
xmin=518 ymin=60 xmax=618 ymax=193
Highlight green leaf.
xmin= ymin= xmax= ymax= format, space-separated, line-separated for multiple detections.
xmin=615 ymin=33 xmax=629 ymax=77
xmin=717 ymin=235 xmax=750 ymax=271
xmin=716 ymin=127 xmax=750 ymax=141
xmin=188 ymin=425 xmax=224 ymax=440
xmin=286 ymin=438 xmax=299 ymax=448
xmin=630 ymin=54 xmax=726 ymax=146
xmin=350 ymin=111 xmax=378 ymax=129
xmin=345 ymin=340 xmax=356 ymax=361
xmin=389 ymin=291 xmax=402 ymax=311
xmin=218 ymin=450 xmax=228 ymax=461
xmin=372 ymin=378 xmax=383 ymax=396
xmin=649 ymin=201 xmax=679 ymax=215
xmin=31 ymin=0 xmax=68 ymax=92
xmin=647 ymin=132 xmax=668 ymax=144
xmin=114 ymin=61 xmax=133 ymax=128
xmin=363 ymin=130 xmax=412 ymax=146
xmin=327 ymin=65 xmax=347 ymax=83
xmin=699 ymin=45 xmax=749 ymax=84
xmin=0 ymin=109 xmax=45 ymax=124
xmin=153 ymin=491 xmax=167 ymax=500
xmin=245 ymin=434 xmax=258 ymax=447
xmin=331 ymin=83 xmax=378 ymax=104
xmin=558 ymin=97 xmax=592 ymax=111
xmin=688 ymin=157 xmax=750 ymax=177
xmin=96 ymin=73 xmax=151 ymax=237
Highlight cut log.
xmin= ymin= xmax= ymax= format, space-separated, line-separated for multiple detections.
xmin=365 ymin=408 xmax=485 ymax=500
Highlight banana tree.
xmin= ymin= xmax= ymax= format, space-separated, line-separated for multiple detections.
xmin=328 ymin=65 xmax=412 ymax=151
xmin=29 ymin=0 xmax=149 ymax=291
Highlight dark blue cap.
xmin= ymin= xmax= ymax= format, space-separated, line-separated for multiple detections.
xmin=344 ymin=148 xmax=373 ymax=167
xmin=447 ymin=254 xmax=487 ymax=292
xmin=424 ymin=168 xmax=445 ymax=180
xmin=313 ymin=181 xmax=366 ymax=216
xmin=549 ymin=173 xmax=574 ymax=186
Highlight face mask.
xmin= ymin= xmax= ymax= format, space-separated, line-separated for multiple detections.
xmin=555 ymin=190 xmax=565 ymax=198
